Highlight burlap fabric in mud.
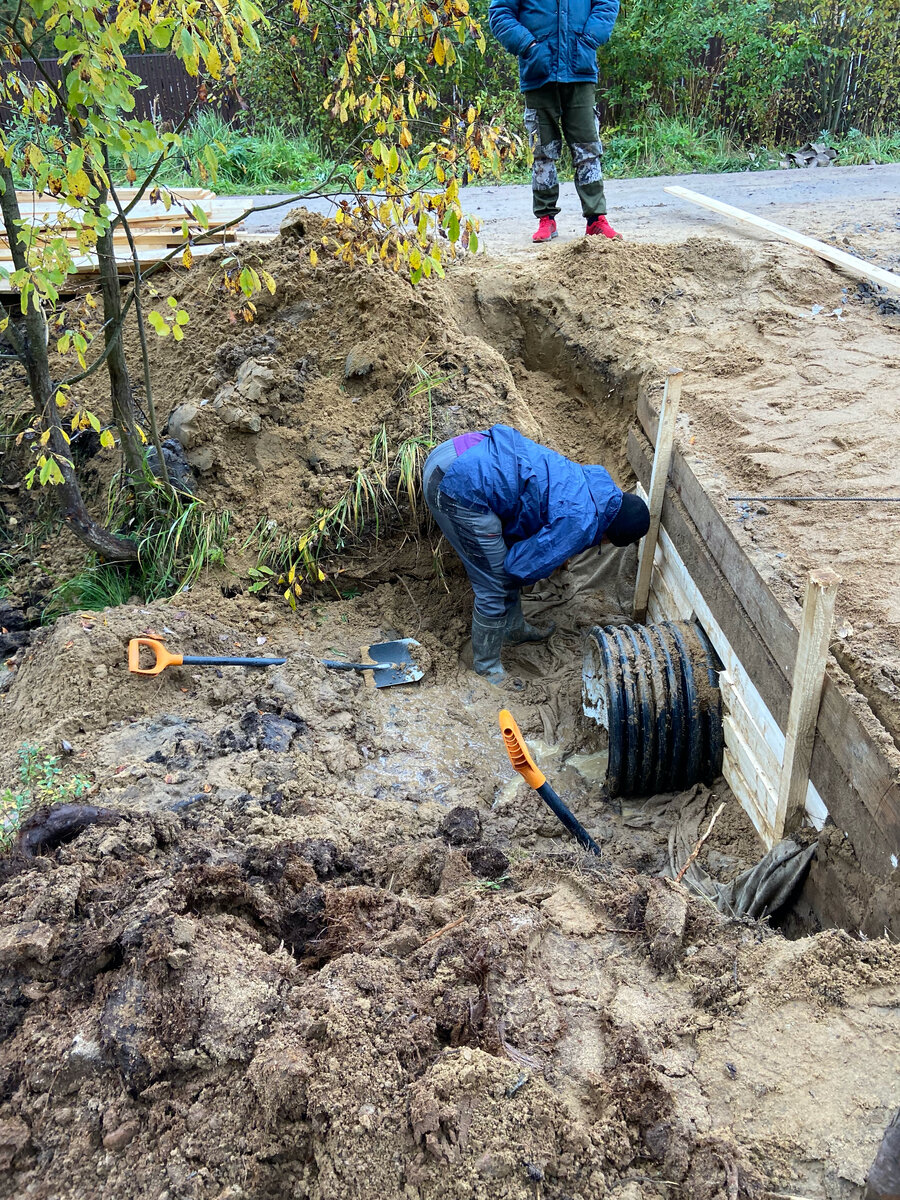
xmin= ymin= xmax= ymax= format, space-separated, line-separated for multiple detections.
xmin=623 ymin=786 xmax=817 ymax=920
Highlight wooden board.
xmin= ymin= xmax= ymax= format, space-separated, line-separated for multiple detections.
xmin=634 ymin=368 xmax=682 ymax=621
xmin=664 ymin=185 xmax=900 ymax=297
xmin=628 ymin=419 xmax=900 ymax=876
xmin=0 ymin=239 xmax=226 ymax=277
xmin=3 ymin=229 xmax=240 ymax=250
xmin=639 ymin=475 xmax=827 ymax=845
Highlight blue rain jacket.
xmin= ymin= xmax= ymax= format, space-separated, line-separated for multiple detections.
xmin=488 ymin=0 xmax=620 ymax=91
xmin=439 ymin=424 xmax=623 ymax=586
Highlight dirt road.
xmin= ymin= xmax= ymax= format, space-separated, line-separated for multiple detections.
xmin=239 ymin=162 xmax=900 ymax=251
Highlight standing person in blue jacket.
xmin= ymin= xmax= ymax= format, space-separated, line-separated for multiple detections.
xmin=423 ymin=425 xmax=650 ymax=684
xmin=489 ymin=0 xmax=622 ymax=244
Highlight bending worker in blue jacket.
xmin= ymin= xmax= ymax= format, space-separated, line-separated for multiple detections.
xmin=423 ymin=425 xmax=650 ymax=684
xmin=489 ymin=0 xmax=621 ymax=243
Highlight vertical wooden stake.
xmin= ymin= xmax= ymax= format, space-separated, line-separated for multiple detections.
xmin=633 ymin=369 xmax=684 ymax=623
xmin=773 ymin=567 xmax=840 ymax=840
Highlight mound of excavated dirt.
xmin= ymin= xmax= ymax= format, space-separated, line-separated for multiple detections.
xmin=1 ymin=789 xmax=897 ymax=1199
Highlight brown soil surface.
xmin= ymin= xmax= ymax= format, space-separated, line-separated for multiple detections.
xmin=2 ymin=207 xmax=900 ymax=1198
xmin=2 ymin=594 xmax=899 ymax=1200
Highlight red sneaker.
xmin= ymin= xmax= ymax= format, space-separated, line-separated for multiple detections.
xmin=532 ymin=216 xmax=558 ymax=243
xmin=586 ymin=214 xmax=622 ymax=240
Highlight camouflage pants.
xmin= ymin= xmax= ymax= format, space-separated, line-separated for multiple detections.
xmin=523 ymin=82 xmax=606 ymax=219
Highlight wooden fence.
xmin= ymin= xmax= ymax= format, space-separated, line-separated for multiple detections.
xmin=3 ymin=54 xmax=242 ymax=127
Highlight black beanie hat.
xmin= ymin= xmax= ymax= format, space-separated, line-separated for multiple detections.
xmin=605 ymin=493 xmax=651 ymax=546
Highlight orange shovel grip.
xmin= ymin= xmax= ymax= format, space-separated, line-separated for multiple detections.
xmin=128 ymin=638 xmax=184 ymax=676
xmin=498 ymin=709 xmax=546 ymax=790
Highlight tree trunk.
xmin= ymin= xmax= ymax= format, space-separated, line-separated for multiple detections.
xmin=0 ymin=168 xmax=138 ymax=562
xmin=94 ymin=195 xmax=147 ymax=485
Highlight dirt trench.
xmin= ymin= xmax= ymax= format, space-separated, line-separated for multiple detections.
xmin=1 ymin=216 xmax=900 ymax=1199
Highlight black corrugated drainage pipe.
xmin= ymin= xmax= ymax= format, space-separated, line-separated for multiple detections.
xmin=582 ymin=620 xmax=724 ymax=798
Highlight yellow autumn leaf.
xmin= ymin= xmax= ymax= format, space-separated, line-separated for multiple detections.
xmin=310 ymin=248 xmax=319 ymax=266
xmin=394 ymin=60 xmax=406 ymax=78
xmin=433 ymin=35 xmax=445 ymax=66
xmin=182 ymin=247 xmax=193 ymax=269
xmin=99 ymin=429 xmax=116 ymax=449
xmin=260 ymin=269 xmax=276 ymax=295
xmin=68 ymin=168 xmax=91 ymax=198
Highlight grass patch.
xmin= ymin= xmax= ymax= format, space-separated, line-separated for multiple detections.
xmin=46 ymin=477 xmax=231 ymax=619
xmin=485 ymin=114 xmax=900 ymax=184
xmin=110 ymin=110 xmax=341 ymax=195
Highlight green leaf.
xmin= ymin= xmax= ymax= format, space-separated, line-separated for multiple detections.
xmin=147 ymin=310 xmax=169 ymax=336
xmin=447 ymin=210 xmax=460 ymax=243
xmin=238 ymin=267 xmax=255 ymax=297
xmin=469 ymin=230 xmax=479 ymax=254
xmin=150 ymin=22 xmax=172 ymax=49
xmin=175 ymin=310 xmax=190 ymax=325
xmin=166 ymin=295 xmax=178 ymax=308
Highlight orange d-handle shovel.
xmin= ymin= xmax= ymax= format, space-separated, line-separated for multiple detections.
xmin=128 ymin=637 xmax=286 ymax=677
xmin=499 ymin=709 xmax=600 ymax=856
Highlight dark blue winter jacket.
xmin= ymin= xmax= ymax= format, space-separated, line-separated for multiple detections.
xmin=439 ymin=424 xmax=624 ymax=586
xmin=488 ymin=0 xmax=620 ymax=92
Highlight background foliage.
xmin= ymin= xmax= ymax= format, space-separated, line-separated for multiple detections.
xmin=237 ymin=0 xmax=900 ymax=153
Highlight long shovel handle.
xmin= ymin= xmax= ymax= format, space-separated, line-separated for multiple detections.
xmin=128 ymin=637 xmax=285 ymax=676
xmin=182 ymin=656 xmax=287 ymax=667
xmin=499 ymin=709 xmax=601 ymax=856
xmin=536 ymin=781 xmax=601 ymax=856
xmin=321 ymin=659 xmax=391 ymax=671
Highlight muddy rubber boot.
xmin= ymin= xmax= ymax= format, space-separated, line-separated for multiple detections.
xmin=471 ymin=609 xmax=507 ymax=684
xmin=504 ymin=597 xmax=556 ymax=645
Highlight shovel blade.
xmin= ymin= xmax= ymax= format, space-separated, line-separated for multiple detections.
xmin=366 ymin=638 xmax=424 ymax=688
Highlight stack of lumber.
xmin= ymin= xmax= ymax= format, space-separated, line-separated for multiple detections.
xmin=1 ymin=187 xmax=248 ymax=277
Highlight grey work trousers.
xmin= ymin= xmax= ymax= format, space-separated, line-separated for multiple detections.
xmin=423 ymin=439 xmax=518 ymax=619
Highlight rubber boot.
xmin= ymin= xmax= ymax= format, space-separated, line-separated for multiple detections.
xmin=471 ymin=609 xmax=507 ymax=684
xmin=504 ymin=596 xmax=556 ymax=645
